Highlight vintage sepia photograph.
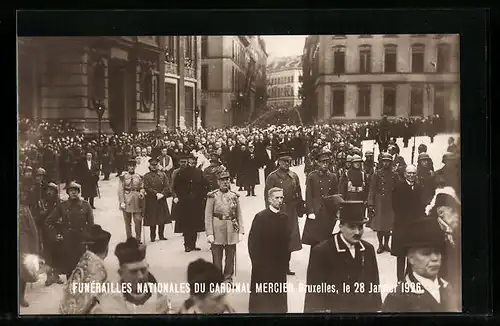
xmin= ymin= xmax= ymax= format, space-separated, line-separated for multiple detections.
xmin=18 ymin=34 xmax=461 ymax=314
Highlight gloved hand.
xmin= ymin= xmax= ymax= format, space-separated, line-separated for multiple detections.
xmin=173 ymin=198 xmax=179 ymax=204
xmin=207 ymin=235 xmax=214 ymax=243
xmin=156 ymin=193 xmax=164 ymax=200
xmin=308 ymin=213 xmax=316 ymax=220
xmin=120 ymin=203 xmax=126 ymax=210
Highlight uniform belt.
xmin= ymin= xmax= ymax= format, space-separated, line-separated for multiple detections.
xmin=348 ymin=186 xmax=364 ymax=192
xmin=212 ymin=213 xmax=234 ymax=220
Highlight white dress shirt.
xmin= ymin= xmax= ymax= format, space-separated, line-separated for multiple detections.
xmin=269 ymin=206 xmax=280 ymax=214
xmin=340 ymin=233 xmax=356 ymax=258
xmin=87 ymin=160 xmax=92 ymax=170
xmin=406 ymin=179 xmax=415 ymax=190
xmin=413 ymin=272 xmax=441 ymax=303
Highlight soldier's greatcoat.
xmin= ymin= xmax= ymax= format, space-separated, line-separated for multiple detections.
xmin=45 ymin=198 xmax=94 ymax=275
xmin=339 ymin=168 xmax=368 ymax=201
xmin=382 ymin=274 xmax=458 ymax=312
xmin=302 ymin=170 xmax=339 ymax=246
xmin=118 ymin=172 xmax=144 ymax=213
xmin=143 ymin=170 xmax=171 ymax=227
xmin=367 ymin=168 xmax=399 ymax=232
xmin=205 ymin=189 xmax=244 ymax=245
xmin=264 ymin=168 xmax=303 ymax=252
xmin=304 ymin=233 xmax=382 ymax=313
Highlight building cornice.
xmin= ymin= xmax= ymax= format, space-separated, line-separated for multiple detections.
xmin=313 ymin=72 xmax=459 ymax=86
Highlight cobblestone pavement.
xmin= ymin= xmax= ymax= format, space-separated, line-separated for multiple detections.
xmin=20 ymin=133 xmax=458 ymax=315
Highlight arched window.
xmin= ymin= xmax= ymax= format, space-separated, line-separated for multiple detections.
xmin=384 ymin=44 xmax=397 ymax=73
xmin=411 ymin=43 xmax=425 ymax=73
xmin=359 ymin=44 xmax=372 ymax=73
xmin=333 ymin=45 xmax=346 ymax=74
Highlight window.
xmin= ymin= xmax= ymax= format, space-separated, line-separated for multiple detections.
xmin=383 ymin=85 xmax=396 ymax=116
xmin=333 ymin=46 xmax=346 ymax=74
xmin=359 ymin=45 xmax=372 ymax=73
xmin=185 ymin=36 xmax=193 ymax=60
xmin=201 ymin=65 xmax=208 ymax=91
xmin=165 ymin=36 xmax=177 ymax=63
xmin=332 ymin=88 xmax=345 ymax=116
xmin=357 ymin=86 xmax=371 ymax=117
xmin=436 ymin=43 xmax=451 ymax=73
xmin=201 ymin=36 xmax=208 ymax=58
xmin=434 ymin=85 xmax=449 ymax=117
xmin=140 ymin=65 xmax=153 ymax=113
xmin=164 ymin=83 xmax=176 ymax=128
xmin=410 ymin=85 xmax=424 ymax=116
xmin=231 ymin=67 xmax=235 ymax=92
xmin=411 ymin=44 xmax=425 ymax=73
xmin=384 ymin=44 xmax=397 ymax=73
xmin=184 ymin=86 xmax=194 ymax=128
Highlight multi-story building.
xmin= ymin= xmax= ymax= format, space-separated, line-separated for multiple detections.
xmin=201 ymin=35 xmax=268 ymax=128
xmin=267 ymin=55 xmax=303 ymax=108
xmin=17 ymin=36 xmax=201 ymax=133
xmin=301 ymin=34 xmax=460 ymax=124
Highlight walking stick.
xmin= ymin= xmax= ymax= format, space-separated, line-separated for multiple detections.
xmin=411 ymin=136 xmax=416 ymax=165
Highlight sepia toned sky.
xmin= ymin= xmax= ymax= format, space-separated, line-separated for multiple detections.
xmin=261 ymin=35 xmax=307 ymax=59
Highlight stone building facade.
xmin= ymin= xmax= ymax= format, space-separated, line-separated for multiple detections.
xmin=17 ymin=36 xmax=201 ymax=133
xmin=267 ymin=55 xmax=303 ymax=108
xmin=201 ymin=36 xmax=267 ymax=128
xmin=302 ymin=34 xmax=460 ymax=124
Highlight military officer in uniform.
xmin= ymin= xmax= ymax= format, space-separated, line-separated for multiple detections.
xmin=264 ymin=151 xmax=304 ymax=276
xmin=45 ymin=182 xmax=94 ymax=278
xmin=304 ymin=201 xmax=382 ymax=313
xmin=143 ymin=158 xmax=171 ymax=242
xmin=367 ymin=153 xmax=399 ymax=254
xmin=363 ymin=151 xmax=376 ymax=179
xmin=60 ymin=224 xmax=111 ymax=314
xmin=205 ymin=171 xmax=244 ymax=286
xmin=118 ymin=158 xmax=145 ymax=243
xmin=339 ymin=154 xmax=368 ymax=202
xmin=302 ymin=149 xmax=340 ymax=247
xmin=203 ymin=153 xmax=226 ymax=192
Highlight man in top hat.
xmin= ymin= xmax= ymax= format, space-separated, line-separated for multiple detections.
xmin=435 ymin=152 xmax=460 ymax=197
xmin=118 ymin=158 xmax=146 ymax=243
xmin=339 ymin=154 xmax=368 ymax=202
xmin=76 ymin=151 xmax=100 ymax=209
xmin=205 ymin=170 xmax=244 ymax=286
xmin=178 ymin=258 xmax=235 ymax=314
xmin=382 ymin=217 xmax=458 ymax=312
xmin=91 ymin=238 xmax=173 ymax=314
xmin=367 ymin=152 xmax=399 ymax=254
xmin=45 ymin=182 xmax=94 ymax=279
xmin=60 ymin=224 xmax=111 ymax=314
xmin=264 ymin=150 xmax=304 ymax=276
xmin=302 ymin=149 xmax=340 ymax=247
xmin=143 ymin=157 xmax=171 ymax=242
xmin=304 ymin=200 xmax=381 ymax=313
xmin=173 ymin=153 xmax=209 ymax=252
xmin=203 ymin=153 xmax=226 ymax=192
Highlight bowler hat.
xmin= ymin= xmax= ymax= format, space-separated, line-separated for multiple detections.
xmin=402 ymin=217 xmax=445 ymax=253
xmin=337 ymin=201 xmax=368 ymax=224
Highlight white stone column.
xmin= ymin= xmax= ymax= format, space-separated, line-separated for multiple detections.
xmin=396 ymin=84 xmax=410 ymax=116
xmin=345 ymin=85 xmax=357 ymax=118
xmin=371 ymin=84 xmax=383 ymax=118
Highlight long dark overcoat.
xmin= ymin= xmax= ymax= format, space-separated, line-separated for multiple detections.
xmin=143 ymin=170 xmax=171 ymax=227
xmin=76 ymin=160 xmax=100 ymax=199
xmin=304 ymin=233 xmax=382 ymax=313
xmin=248 ymin=209 xmax=290 ymax=313
xmin=173 ymin=166 xmax=208 ymax=234
xmin=367 ymin=168 xmax=399 ymax=232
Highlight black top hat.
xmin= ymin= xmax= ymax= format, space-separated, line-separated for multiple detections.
xmin=82 ymin=224 xmax=111 ymax=253
xmin=187 ymin=259 xmax=224 ymax=297
xmin=402 ymin=217 xmax=446 ymax=253
xmin=337 ymin=201 xmax=368 ymax=224
xmin=148 ymin=157 xmax=159 ymax=165
xmin=115 ymin=237 xmax=147 ymax=265
xmin=434 ymin=193 xmax=460 ymax=211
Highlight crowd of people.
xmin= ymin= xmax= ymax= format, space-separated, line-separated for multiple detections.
xmin=18 ymin=113 xmax=461 ymax=314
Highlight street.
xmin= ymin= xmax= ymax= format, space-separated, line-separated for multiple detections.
xmin=20 ymin=133 xmax=458 ymax=315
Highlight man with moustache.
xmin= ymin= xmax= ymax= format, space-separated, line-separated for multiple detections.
xmin=382 ymin=218 xmax=457 ymax=312
xmin=302 ymin=149 xmax=340 ymax=247
xmin=264 ymin=151 xmax=304 ymax=276
xmin=91 ymin=238 xmax=173 ymax=314
xmin=304 ymin=200 xmax=381 ymax=313
xmin=248 ymin=188 xmax=290 ymax=313
xmin=391 ymin=165 xmax=425 ymax=282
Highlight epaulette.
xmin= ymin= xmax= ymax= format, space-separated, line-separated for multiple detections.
xmin=207 ymin=189 xmax=218 ymax=198
xmin=230 ymin=190 xmax=240 ymax=198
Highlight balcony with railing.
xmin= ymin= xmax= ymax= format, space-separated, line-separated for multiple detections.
xmin=184 ymin=58 xmax=196 ymax=79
